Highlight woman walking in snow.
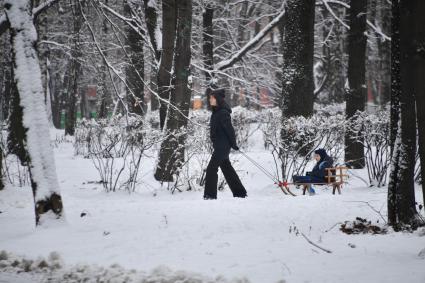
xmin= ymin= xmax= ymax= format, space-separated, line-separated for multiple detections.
xmin=203 ymin=89 xmax=247 ymax=200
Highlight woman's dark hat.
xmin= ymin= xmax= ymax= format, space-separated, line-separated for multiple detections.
xmin=211 ymin=88 xmax=225 ymax=99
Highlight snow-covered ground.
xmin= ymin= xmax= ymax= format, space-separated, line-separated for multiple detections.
xmin=1 ymin=129 xmax=424 ymax=283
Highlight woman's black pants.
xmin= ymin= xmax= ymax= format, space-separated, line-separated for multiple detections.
xmin=204 ymin=154 xmax=247 ymax=199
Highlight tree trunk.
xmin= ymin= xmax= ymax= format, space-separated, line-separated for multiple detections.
xmin=143 ymin=0 xmax=160 ymax=61
xmin=411 ymin=0 xmax=425 ymax=211
xmin=1 ymin=33 xmax=14 ymax=191
xmin=65 ymin=1 xmax=82 ymax=135
xmin=7 ymin=74 xmax=28 ymax=166
xmin=4 ymin=0 xmax=63 ymax=225
xmin=0 ymin=140 xmax=3 ymax=190
xmin=154 ymin=0 xmax=192 ymax=182
xmin=50 ymin=72 xmax=62 ymax=129
xmin=143 ymin=0 xmax=160 ymax=112
xmin=158 ymin=0 xmax=177 ymax=129
xmin=202 ymin=3 xmax=214 ymax=89
xmin=34 ymin=0 xmax=50 ymax=118
xmin=388 ymin=0 xmax=420 ymax=227
xmin=98 ymin=0 xmax=110 ymax=119
xmin=237 ymin=1 xmax=248 ymax=49
xmin=387 ymin=0 xmax=401 ymax=226
xmin=399 ymin=0 xmax=418 ymax=225
xmin=319 ymin=4 xmax=345 ymax=104
xmin=0 ymin=31 xmax=12 ymax=121
xmin=344 ymin=0 xmax=367 ymax=169
xmin=98 ymin=65 xmax=109 ymax=118
xmin=124 ymin=0 xmax=145 ymax=116
xmin=280 ymin=0 xmax=315 ymax=118
xmin=366 ymin=0 xmax=377 ymax=105
xmin=279 ymin=0 xmax=315 ymax=160
xmin=376 ymin=0 xmax=391 ymax=106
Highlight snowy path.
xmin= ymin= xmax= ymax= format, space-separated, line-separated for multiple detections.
xmin=1 ymin=139 xmax=425 ymax=283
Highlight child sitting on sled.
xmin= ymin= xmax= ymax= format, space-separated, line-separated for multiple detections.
xmin=292 ymin=148 xmax=334 ymax=194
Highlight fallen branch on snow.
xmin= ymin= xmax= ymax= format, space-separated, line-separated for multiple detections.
xmin=300 ymin=233 xmax=332 ymax=254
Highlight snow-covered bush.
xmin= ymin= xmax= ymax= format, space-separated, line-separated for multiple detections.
xmin=261 ymin=108 xmax=345 ymax=181
xmin=231 ymin=106 xmax=260 ymax=151
xmin=74 ymin=117 xmax=130 ymax=159
xmin=74 ymin=116 xmax=161 ymax=192
xmin=261 ymin=106 xmax=390 ymax=186
xmin=0 ymin=129 xmax=30 ymax=187
xmin=176 ymin=110 xmax=212 ymax=192
xmin=348 ymin=110 xmax=390 ymax=187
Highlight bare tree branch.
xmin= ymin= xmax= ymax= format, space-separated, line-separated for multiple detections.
xmin=320 ymin=0 xmax=391 ymax=41
xmin=215 ymin=7 xmax=286 ymax=71
xmin=314 ymin=74 xmax=328 ymax=98
xmin=94 ymin=0 xmax=158 ymax=64
xmin=301 ymin=233 xmax=333 ymax=254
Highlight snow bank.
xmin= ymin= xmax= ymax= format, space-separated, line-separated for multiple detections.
xmin=0 ymin=250 xmax=249 ymax=283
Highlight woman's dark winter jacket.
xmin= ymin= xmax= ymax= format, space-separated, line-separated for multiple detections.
xmin=210 ymin=101 xmax=237 ymax=160
xmin=309 ymin=149 xmax=334 ymax=181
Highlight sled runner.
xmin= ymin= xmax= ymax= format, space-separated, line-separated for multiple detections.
xmin=275 ymin=181 xmax=297 ymax=196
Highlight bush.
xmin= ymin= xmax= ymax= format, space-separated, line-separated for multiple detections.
xmin=0 ymin=128 xmax=30 ymax=187
xmin=349 ymin=110 xmax=390 ymax=187
xmin=261 ymin=108 xmax=345 ymax=181
xmin=74 ymin=116 xmax=161 ymax=192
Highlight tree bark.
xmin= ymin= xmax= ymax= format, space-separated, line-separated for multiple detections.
xmin=280 ymin=0 xmax=315 ymax=118
xmin=202 ymin=3 xmax=214 ymax=88
xmin=154 ymin=0 xmax=192 ymax=182
xmin=344 ymin=0 xmax=367 ymax=169
xmin=237 ymin=1 xmax=248 ymax=48
xmin=98 ymin=0 xmax=110 ymax=119
xmin=411 ymin=0 xmax=425 ymax=211
xmin=143 ymin=0 xmax=160 ymax=112
xmin=50 ymin=72 xmax=62 ymax=129
xmin=34 ymin=0 xmax=50 ymax=119
xmin=388 ymin=0 xmax=421 ymax=227
xmin=388 ymin=0 xmax=400 ymax=226
xmin=158 ymin=0 xmax=177 ymax=129
xmin=0 ymin=140 xmax=3 ymax=190
xmin=4 ymin=0 xmax=63 ymax=225
xmin=7 ymin=75 xmax=28 ymax=167
xmin=399 ymin=0 xmax=418 ymax=225
xmin=319 ymin=4 xmax=345 ymax=104
xmin=65 ymin=1 xmax=82 ymax=135
xmin=376 ymin=0 xmax=391 ymax=106
xmin=124 ymin=0 xmax=145 ymax=116
xmin=0 ymin=32 xmax=12 ymax=121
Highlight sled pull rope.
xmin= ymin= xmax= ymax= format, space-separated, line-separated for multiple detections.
xmin=239 ymin=150 xmax=278 ymax=183
xmin=239 ymin=151 xmax=296 ymax=196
